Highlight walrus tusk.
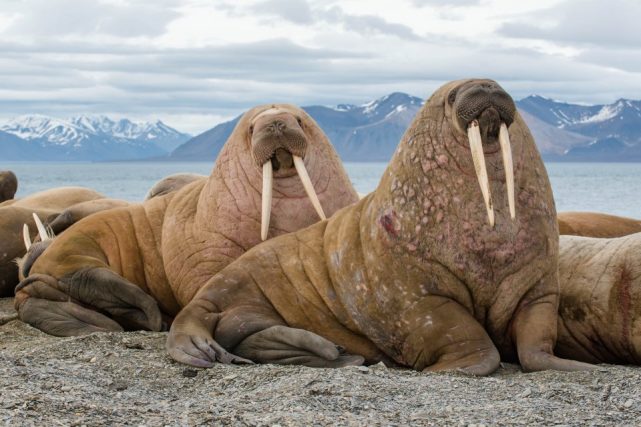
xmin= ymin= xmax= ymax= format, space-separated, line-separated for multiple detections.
xmin=261 ymin=161 xmax=273 ymax=241
xmin=293 ymin=156 xmax=326 ymax=221
xmin=23 ymin=224 xmax=32 ymax=251
xmin=499 ymin=123 xmax=515 ymax=220
xmin=32 ymin=213 xmax=50 ymax=241
xmin=467 ymin=121 xmax=494 ymax=227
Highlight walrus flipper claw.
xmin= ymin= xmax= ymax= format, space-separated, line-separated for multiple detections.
xmin=232 ymin=325 xmax=365 ymax=368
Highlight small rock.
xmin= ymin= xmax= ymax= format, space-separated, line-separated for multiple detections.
xmin=520 ymin=388 xmax=532 ymax=398
xmin=60 ymin=386 xmax=71 ymax=392
xmin=357 ymin=366 xmax=369 ymax=373
xmin=182 ymin=368 xmax=198 ymax=378
xmin=624 ymin=399 xmax=634 ymax=408
xmin=89 ymin=357 xmax=97 ymax=363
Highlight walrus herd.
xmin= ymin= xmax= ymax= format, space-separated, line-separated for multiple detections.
xmin=4 ymin=79 xmax=641 ymax=375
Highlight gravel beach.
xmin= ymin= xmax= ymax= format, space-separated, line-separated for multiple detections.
xmin=1 ymin=298 xmax=640 ymax=426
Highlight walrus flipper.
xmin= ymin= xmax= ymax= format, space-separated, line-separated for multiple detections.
xmin=15 ymin=274 xmax=124 ymax=336
xmin=15 ymin=267 xmax=162 ymax=336
xmin=233 ymin=325 xmax=365 ymax=368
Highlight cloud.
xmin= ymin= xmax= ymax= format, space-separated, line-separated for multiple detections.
xmin=251 ymin=0 xmax=314 ymax=24
xmin=499 ymin=0 xmax=641 ymax=48
xmin=317 ymin=6 xmax=421 ymax=40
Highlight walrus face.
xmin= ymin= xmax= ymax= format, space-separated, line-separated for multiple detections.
xmin=16 ymin=213 xmax=54 ymax=281
xmin=248 ymin=107 xmax=327 ymax=240
xmin=445 ymin=79 xmax=517 ymax=227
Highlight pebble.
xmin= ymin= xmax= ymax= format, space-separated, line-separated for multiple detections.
xmin=624 ymin=399 xmax=634 ymax=408
xmin=182 ymin=369 xmax=198 ymax=378
xmin=357 ymin=366 xmax=369 ymax=373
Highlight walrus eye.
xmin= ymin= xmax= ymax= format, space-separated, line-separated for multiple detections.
xmin=296 ymin=117 xmax=303 ymax=127
xmin=249 ymin=125 xmax=254 ymax=135
xmin=447 ymin=89 xmax=458 ymax=105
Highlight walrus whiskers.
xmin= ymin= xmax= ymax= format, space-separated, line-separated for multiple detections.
xmin=467 ymin=121 xmax=494 ymax=227
xmin=261 ymin=161 xmax=273 ymax=241
xmin=22 ymin=224 xmax=31 ymax=251
xmin=499 ymin=123 xmax=515 ymax=220
xmin=293 ymin=155 xmax=326 ymax=221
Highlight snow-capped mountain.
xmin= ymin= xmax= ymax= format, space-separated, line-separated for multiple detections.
xmin=0 ymin=115 xmax=190 ymax=161
xmin=517 ymin=96 xmax=641 ymax=160
xmin=172 ymin=92 xmax=425 ymax=161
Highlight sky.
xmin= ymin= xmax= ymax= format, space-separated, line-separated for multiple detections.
xmin=0 ymin=0 xmax=639 ymax=134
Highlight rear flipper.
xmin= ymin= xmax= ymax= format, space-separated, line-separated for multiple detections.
xmin=15 ymin=267 xmax=162 ymax=336
xmin=233 ymin=325 xmax=365 ymax=368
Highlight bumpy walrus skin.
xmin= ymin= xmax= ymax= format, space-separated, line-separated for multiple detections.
xmin=15 ymin=104 xmax=358 ymax=351
xmin=0 ymin=187 xmax=106 ymax=296
xmin=558 ymin=212 xmax=641 ymax=238
xmin=556 ymin=233 xmax=641 ymax=364
xmin=168 ymin=79 xmax=595 ymax=374
xmin=0 ymin=170 xmax=18 ymax=203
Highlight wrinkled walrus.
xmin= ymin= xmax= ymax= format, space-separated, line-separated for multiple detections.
xmin=167 ymin=79 xmax=593 ymax=374
xmin=0 ymin=170 xmax=18 ymax=203
xmin=145 ymin=173 xmax=206 ymax=200
xmin=558 ymin=211 xmax=641 ymax=238
xmin=15 ymin=104 xmax=358 ymax=339
xmin=556 ymin=233 xmax=641 ymax=364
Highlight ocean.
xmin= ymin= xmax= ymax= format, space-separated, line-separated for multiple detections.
xmin=4 ymin=161 xmax=641 ymax=218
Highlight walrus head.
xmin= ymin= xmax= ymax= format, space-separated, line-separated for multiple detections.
xmin=248 ymin=107 xmax=327 ymax=240
xmin=0 ymin=170 xmax=18 ymax=203
xmin=446 ymin=80 xmax=517 ymax=226
xmin=16 ymin=213 xmax=55 ymax=281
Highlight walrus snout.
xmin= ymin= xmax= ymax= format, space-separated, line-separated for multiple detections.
xmin=251 ymin=110 xmax=326 ymax=241
xmin=452 ymin=82 xmax=516 ymax=134
xmin=450 ymin=80 xmax=516 ymax=228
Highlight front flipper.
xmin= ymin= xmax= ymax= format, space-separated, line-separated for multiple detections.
xmin=58 ymin=267 xmax=162 ymax=332
xmin=167 ymin=329 xmax=252 ymax=368
xmin=233 ymin=325 xmax=365 ymax=368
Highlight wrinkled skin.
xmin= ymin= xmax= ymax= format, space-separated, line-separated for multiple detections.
xmin=558 ymin=212 xmax=641 ymax=238
xmin=0 ymin=187 xmax=106 ymax=296
xmin=0 ymin=170 xmax=18 ymax=203
xmin=16 ymin=104 xmax=358 ymax=354
xmin=557 ymin=233 xmax=641 ymax=364
xmin=168 ymin=79 xmax=594 ymax=374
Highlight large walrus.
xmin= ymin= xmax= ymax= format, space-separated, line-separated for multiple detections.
xmin=556 ymin=233 xmax=641 ymax=364
xmin=15 ymin=104 xmax=358 ymax=338
xmin=558 ymin=211 xmax=641 ymax=238
xmin=0 ymin=170 xmax=18 ymax=203
xmin=167 ymin=79 xmax=593 ymax=374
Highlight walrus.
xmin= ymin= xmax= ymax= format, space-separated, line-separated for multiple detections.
xmin=15 ymin=104 xmax=358 ymax=339
xmin=558 ymin=211 xmax=641 ymax=238
xmin=0 ymin=187 xmax=106 ymax=296
xmin=167 ymin=79 xmax=595 ymax=374
xmin=555 ymin=233 xmax=641 ymax=364
xmin=145 ymin=173 xmax=206 ymax=200
xmin=0 ymin=170 xmax=18 ymax=203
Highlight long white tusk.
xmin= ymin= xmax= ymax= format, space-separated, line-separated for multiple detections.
xmin=261 ymin=161 xmax=273 ymax=241
xmin=293 ymin=155 xmax=326 ymax=221
xmin=32 ymin=213 xmax=50 ymax=241
xmin=23 ymin=224 xmax=32 ymax=251
xmin=467 ymin=121 xmax=494 ymax=227
xmin=499 ymin=122 xmax=515 ymax=220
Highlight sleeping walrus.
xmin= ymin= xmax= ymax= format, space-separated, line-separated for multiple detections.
xmin=556 ymin=233 xmax=641 ymax=364
xmin=15 ymin=104 xmax=358 ymax=338
xmin=558 ymin=211 xmax=641 ymax=238
xmin=167 ymin=79 xmax=593 ymax=374
xmin=0 ymin=170 xmax=18 ymax=203
xmin=0 ymin=186 xmax=106 ymax=296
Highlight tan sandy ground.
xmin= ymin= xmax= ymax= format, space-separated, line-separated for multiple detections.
xmin=1 ymin=297 xmax=640 ymax=426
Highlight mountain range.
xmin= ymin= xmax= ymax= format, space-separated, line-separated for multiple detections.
xmin=2 ymin=93 xmax=641 ymax=162
xmin=0 ymin=115 xmax=190 ymax=161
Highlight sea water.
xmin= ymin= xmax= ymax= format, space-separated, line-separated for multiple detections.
xmin=3 ymin=161 xmax=641 ymax=218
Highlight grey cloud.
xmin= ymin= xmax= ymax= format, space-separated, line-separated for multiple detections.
xmin=318 ymin=6 xmax=421 ymax=40
xmin=499 ymin=0 xmax=641 ymax=48
xmin=251 ymin=0 xmax=313 ymax=24
xmin=411 ymin=0 xmax=481 ymax=6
